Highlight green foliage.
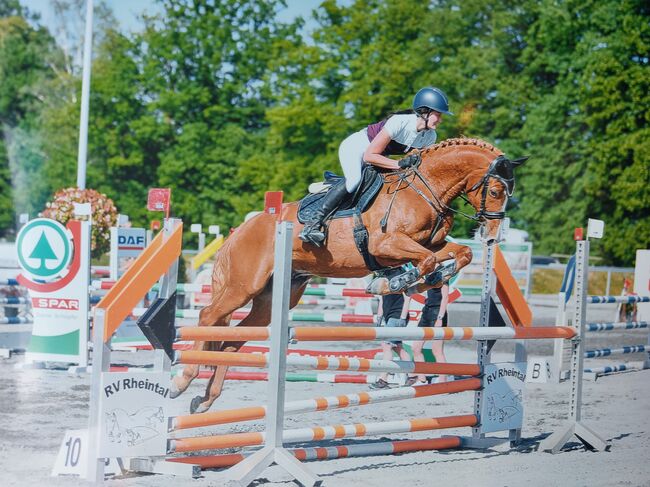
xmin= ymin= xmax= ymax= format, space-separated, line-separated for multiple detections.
xmin=0 ymin=8 xmax=62 ymax=233
xmin=0 ymin=137 xmax=12 ymax=231
xmin=0 ymin=0 xmax=647 ymax=264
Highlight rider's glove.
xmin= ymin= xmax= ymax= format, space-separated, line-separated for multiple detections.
xmin=398 ymin=153 xmax=420 ymax=169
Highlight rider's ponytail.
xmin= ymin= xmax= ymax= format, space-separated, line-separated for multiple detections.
xmin=379 ymin=108 xmax=414 ymax=122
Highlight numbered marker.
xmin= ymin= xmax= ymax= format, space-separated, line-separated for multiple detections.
xmin=52 ymin=429 xmax=89 ymax=477
xmin=52 ymin=429 xmax=121 ymax=478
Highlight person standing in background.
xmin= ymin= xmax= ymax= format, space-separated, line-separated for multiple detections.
xmin=370 ymin=293 xmax=412 ymax=389
xmin=410 ymin=284 xmax=450 ymax=384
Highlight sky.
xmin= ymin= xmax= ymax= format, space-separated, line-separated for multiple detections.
xmin=21 ymin=0 xmax=326 ymax=35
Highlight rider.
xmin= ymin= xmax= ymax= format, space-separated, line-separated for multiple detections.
xmin=299 ymin=87 xmax=453 ymax=246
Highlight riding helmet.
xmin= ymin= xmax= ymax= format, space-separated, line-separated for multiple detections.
xmin=413 ymin=87 xmax=453 ymax=115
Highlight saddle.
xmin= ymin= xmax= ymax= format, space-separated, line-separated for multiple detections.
xmin=297 ymin=164 xmax=383 ymax=224
xmin=298 ymin=165 xmax=384 ymax=270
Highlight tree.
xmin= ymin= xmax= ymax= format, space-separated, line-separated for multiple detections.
xmin=134 ymin=0 xmax=302 ymax=227
xmin=512 ymin=0 xmax=649 ymax=263
xmin=0 ymin=5 xmax=61 ymax=233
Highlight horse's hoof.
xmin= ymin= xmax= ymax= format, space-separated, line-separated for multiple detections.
xmin=169 ymin=377 xmax=182 ymax=399
xmin=405 ymin=281 xmax=426 ymax=296
xmin=366 ymin=277 xmax=389 ymax=295
xmin=190 ymin=395 xmax=204 ymax=414
xmin=423 ymin=261 xmax=458 ymax=286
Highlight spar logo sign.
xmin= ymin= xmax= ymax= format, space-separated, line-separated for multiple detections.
xmin=16 ymin=218 xmax=73 ymax=281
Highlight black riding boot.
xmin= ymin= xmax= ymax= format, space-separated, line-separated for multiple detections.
xmin=299 ymin=182 xmax=349 ymax=246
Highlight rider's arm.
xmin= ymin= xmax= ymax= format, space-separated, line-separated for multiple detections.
xmin=363 ymin=128 xmax=400 ymax=170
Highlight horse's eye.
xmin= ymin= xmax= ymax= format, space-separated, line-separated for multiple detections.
xmin=489 ymin=188 xmax=499 ymax=198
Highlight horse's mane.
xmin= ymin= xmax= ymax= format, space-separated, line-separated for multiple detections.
xmin=422 ymin=137 xmax=503 ymax=157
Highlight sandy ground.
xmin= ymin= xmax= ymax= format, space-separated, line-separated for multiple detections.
xmin=1 ymin=302 xmax=649 ymax=487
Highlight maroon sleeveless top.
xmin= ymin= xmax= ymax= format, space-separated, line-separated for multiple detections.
xmin=366 ymin=120 xmax=409 ymax=155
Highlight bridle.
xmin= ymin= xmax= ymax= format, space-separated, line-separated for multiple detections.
xmin=465 ymin=155 xmax=515 ymax=221
xmin=384 ymin=154 xmax=513 ymax=226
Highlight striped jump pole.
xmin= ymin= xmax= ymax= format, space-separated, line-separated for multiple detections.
xmin=92 ymin=280 xmax=376 ymax=300
xmin=168 ymin=413 xmax=478 ymax=453
xmin=128 ymin=342 xmax=382 ymax=359
xmin=172 ymin=309 xmax=375 ymax=324
xmin=173 ymin=350 xmax=481 ymax=376
xmin=176 ymin=325 xmax=576 ymax=343
xmin=0 ymin=279 xmax=20 ymax=286
xmin=168 ymin=436 xmax=462 ymax=470
xmin=586 ymin=321 xmax=648 ymax=332
xmin=584 ymin=363 xmax=649 ymax=375
xmin=587 ymin=295 xmax=650 ymax=304
xmin=0 ymin=317 xmax=32 ymax=325
xmin=303 ymin=285 xmax=374 ymax=299
xmin=584 ymin=345 xmax=646 ymax=358
xmin=299 ymin=298 xmax=352 ymax=307
xmin=291 ymin=326 xmax=576 ymax=341
xmin=91 ymin=280 xmax=211 ymax=293
xmin=220 ymin=371 xmax=379 ymax=384
xmin=0 ymin=297 xmax=30 ymax=305
xmin=171 ymin=378 xmax=482 ymax=431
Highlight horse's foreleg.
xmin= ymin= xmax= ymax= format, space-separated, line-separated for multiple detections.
xmin=407 ymin=242 xmax=473 ymax=295
xmin=366 ymin=233 xmax=441 ymax=294
xmin=193 ymin=273 xmax=311 ymax=414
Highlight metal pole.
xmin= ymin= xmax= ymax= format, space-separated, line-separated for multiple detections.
xmin=471 ymin=243 xmax=494 ymax=441
xmin=540 ymin=238 xmax=607 ymax=453
xmin=76 ymin=0 xmax=94 ymax=189
xmin=224 ymin=221 xmax=320 ymax=486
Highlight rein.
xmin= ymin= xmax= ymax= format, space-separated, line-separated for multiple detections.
xmin=380 ymin=152 xmax=510 ymax=235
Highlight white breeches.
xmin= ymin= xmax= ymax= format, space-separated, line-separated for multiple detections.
xmin=339 ymin=129 xmax=371 ymax=193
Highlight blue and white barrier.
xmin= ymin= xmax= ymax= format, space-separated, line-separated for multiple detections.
xmin=587 ymin=295 xmax=649 ymax=304
xmin=586 ymin=321 xmax=648 ymax=332
xmin=584 ymin=345 xmax=646 ymax=358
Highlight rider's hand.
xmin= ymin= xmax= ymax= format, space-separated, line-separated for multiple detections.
xmin=398 ymin=153 xmax=420 ymax=169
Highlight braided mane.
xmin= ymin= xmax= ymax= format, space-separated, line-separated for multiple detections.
xmin=422 ymin=137 xmax=503 ymax=156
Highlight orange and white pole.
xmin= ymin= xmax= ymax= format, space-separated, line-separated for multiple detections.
xmin=168 ymin=413 xmax=478 ymax=453
xmin=169 ymin=436 xmax=463 ymax=469
xmin=171 ymin=378 xmax=482 ymax=431
xmin=174 ymin=350 xmax=481 ymax=377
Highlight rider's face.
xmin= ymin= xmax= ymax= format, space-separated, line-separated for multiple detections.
xmin=417 ymin=110 xmax=443 ymax=131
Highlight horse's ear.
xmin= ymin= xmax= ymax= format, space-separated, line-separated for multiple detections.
xmin=511 ymin=156 xmax=529 ymax=167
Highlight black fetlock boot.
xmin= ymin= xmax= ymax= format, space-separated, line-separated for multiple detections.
xmin=299 ymin=182 xmax=349 ymax=246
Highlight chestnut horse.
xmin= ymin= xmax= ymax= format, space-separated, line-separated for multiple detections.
xmin=172 ymin=138 xmax=526 ymax=413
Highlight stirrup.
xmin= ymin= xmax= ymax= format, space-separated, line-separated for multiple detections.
xmin=299 ymin=223 xmax=326 ymax=246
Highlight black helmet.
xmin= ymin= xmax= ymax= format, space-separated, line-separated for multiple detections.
xmin=413 ymin=87 xmax=453 ymax=115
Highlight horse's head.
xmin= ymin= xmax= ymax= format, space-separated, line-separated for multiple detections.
xmin=464 ymin=154 xmax=528 ymax=244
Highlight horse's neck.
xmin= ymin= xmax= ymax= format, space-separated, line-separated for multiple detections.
xmin=421 ymin=149 xmax=489 ymax=204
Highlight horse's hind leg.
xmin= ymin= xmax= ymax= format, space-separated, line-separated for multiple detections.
xmin=171 ymin=272 xmax=269 ymax=398
xmin=192 ymin=273 xmax=310 ymax=414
